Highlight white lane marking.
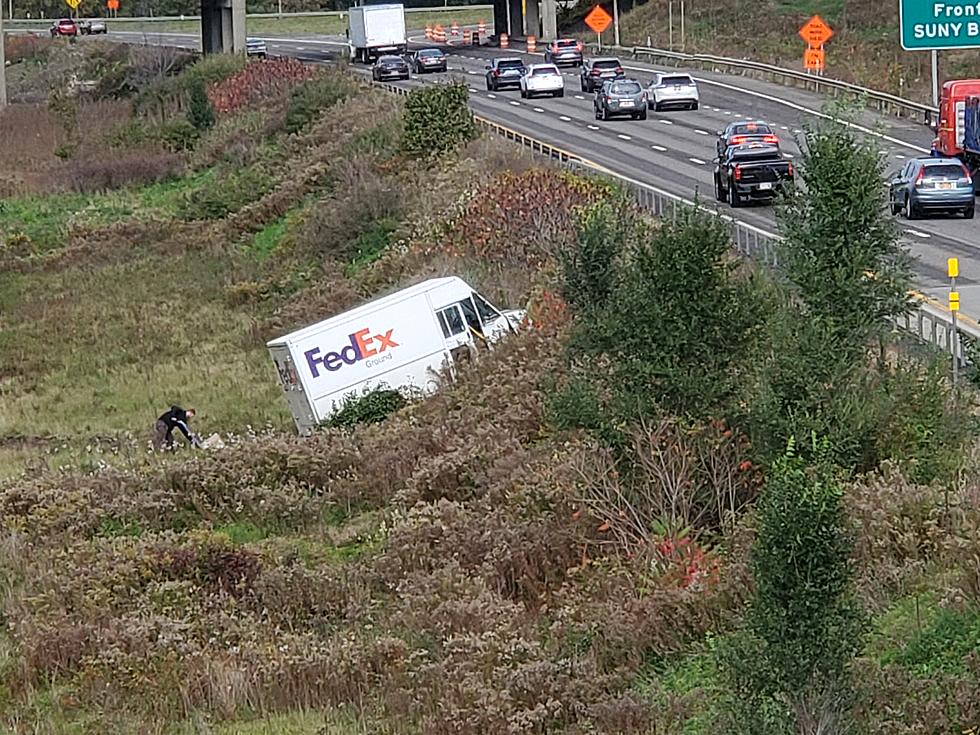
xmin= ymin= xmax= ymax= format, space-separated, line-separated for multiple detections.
xmin=575 ymin=94 xmax=586 ymax=99
xmin=487 ymin=93 xmax=497 ymax=99
xmin=689 ymin=157 xmax=707 ymax=165
xmin=906 ymin=229 xmax=932 ymax=239
xmin=617 ymin=63 xmax=932 ymax=154
xmin=651 ymin=144 xmax=668 ymax=151
xmin=509 ymin=100 xmax=521 ymax=106
xmin=469 ymin=88 xmax=478 ymax=93
xmin=587 ymin=124 xmax=600 ymax=130
xmin=710 ymin=107 xmax=720 ymax=111
xmin=618 ymin=134 xmax=632 ymax=140
xmin=895 ymin=154 xmax=907 ymax=159
xmin=781 ymin=126 xmax=789 ymax=130
xmin=659 ymin=119 xmax=673 ymax=125
xmin=723 ymin=110 xmax=732 ymax=115
xmin=533 ymin=107 xmax=545 ymax=113
xmin=783 ymin=152 xmax=795 ymax=158
xmin=559 ymin=115 xmax=572 ymax=121
xmin=695 ymin=129 xmax=709 ymax=135
xmin=467 ymin=70 xmax=478 ymax=75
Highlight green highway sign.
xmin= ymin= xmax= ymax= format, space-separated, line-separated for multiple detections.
xmin=901 ymin=0 xmax=980 ymax=49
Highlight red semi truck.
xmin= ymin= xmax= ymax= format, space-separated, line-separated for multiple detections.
xmin=932 ymin=79 xmax=980 ymax=191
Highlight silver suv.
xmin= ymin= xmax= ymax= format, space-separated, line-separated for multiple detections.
xmin=594 ymin=79 xmax=647 ymax=121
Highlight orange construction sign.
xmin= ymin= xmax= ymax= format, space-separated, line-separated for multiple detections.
xmin=107 ymin=0 xmax=119 ymax=8
xmin=584 ymin=5 xmax=613 ymax=35
xmin=799 ymin=15 xmax=833 ymax=47
xmin=804 ymin=46 xmax=825 ymax=71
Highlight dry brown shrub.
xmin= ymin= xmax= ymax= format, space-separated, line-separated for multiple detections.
xmin=61 ymin=150 xmax=184 ymax=193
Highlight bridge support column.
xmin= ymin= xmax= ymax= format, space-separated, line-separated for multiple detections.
xmin=524 ymin=0 xmax=539 ymax=38
xmin=541 ymin=0 xmax=557 ymax=41
xmin=508 ymin=0 xmax=521 ymax=37
xmin=201 ymin=0 xmax=246 ymax=55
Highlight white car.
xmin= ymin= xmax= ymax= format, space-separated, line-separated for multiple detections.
xmin=647 ymin=72 xmax=699 ymax=111
xmin=520 ymin=64 xmax=565 ymax=99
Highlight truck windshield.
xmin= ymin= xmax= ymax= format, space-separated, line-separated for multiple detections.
xmin=473 ymin=293 xmax=501 ymax=324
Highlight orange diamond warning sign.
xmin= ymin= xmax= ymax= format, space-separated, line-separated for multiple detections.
xmin=799 ymin=15 xmax=833 ymax=48
xmin=584 ymin=5 xmax=613 ymax=35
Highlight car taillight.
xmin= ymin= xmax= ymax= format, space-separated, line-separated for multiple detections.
xmin=730 ymin=135 xmax=747 ymax=145
xmin=615 ymin=66 xmax=624 ymax=74
xmin=787 ymin=162 xmax=794 ymax=177
xmin=591 ymin=68 xmax=601 ymax=75
xmin=734 ymin=165 xmax=742 ymax=181
xmin=576 ymin=42 xmax=584 ymax=51
xmin=961 ymin=163 xmax=973 ymax=181
xmin=915 ymin=168 xmax=925 ymax=187
xmin=763 ymin=134 xmax=779 ymax=144
xmin=493 ymin=69 xmax=500 ymax=77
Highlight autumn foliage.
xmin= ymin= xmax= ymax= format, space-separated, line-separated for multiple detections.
xmin=208 ymin=58 xmax=318 ymax=114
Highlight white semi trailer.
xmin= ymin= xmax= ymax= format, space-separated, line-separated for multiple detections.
xmin=267 ymin=277 xmax=524 ymax=435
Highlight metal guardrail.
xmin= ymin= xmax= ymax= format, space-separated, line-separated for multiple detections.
xmin=375 ymin=78 xmax=968 ymax=363
xmin=590 ymin=44 xmax=939 ymax=127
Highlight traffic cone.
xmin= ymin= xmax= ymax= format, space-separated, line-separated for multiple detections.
xmin=527 ymin=35 xmax=536 ymax=53
xmin=499 ymin=32 xmax=509 ymax=48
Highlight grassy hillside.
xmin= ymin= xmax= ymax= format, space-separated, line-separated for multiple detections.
xmin=617 ymin=0 xmax=977 ymax=103
xmin=2 ymin=39 xmax=980 ymax=735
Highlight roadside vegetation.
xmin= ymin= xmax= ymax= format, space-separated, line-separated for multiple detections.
xmin=1 ymin=40 xmax=980 ymax=735
xmin=615 ymin=0 xmax=964 ymax=104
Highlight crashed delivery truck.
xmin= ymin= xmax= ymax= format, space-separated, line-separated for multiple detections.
xmin=268 ymin=277 xmax=526 ymax=435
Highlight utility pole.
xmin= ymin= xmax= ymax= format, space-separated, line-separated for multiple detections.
xmin=680 ymin=0 xmax=685 ymax=51
xmin=0 ymin=0 xmax=7 ymax=108
xmin=612 ymin=0 xmax=619 ymax=46
xmin=668 ymin=0 xmax=673 ymax=50
xmin=931 ymin=49 xmax=939 ymax=108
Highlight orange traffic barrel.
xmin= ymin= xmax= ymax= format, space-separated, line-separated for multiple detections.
xmin=434 ymin=24 xmax=446 ymax=42
xmin=450 ymin=20 xmax=459 ymax=36
xmin=478 ymin=19 xmax=486 ymax=35
xmin=425 ymin=23 xmax=432 ymax=40
xmin=499 ymin=32 xmax=508 ymax=48
xmin=527 ymin=35 xmax=536 ymax=53
xmin=463 ymin=28 xmax=472 ymax=44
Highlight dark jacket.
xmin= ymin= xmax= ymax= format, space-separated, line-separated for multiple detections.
xmin=158 ymin=405 xmax=193 ymax=444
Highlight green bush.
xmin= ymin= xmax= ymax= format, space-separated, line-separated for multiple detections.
xmin=284 ymin=74 xmax=357 ymax=134
xmin=401 ymin=82 xmax=478 ymax=158
xmin=719 ymin=449 xmax=864 ymax=733
xmin=178 ymin=165 xmax=273 ymax=220
xmin=326 ymin=388 xmax=408 ymax=430
xmin=187 ymin=79 xmax=216 ymax=131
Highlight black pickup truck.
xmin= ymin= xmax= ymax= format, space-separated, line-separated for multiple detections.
xmin=713 ymin=143 xmax=793 ymax=208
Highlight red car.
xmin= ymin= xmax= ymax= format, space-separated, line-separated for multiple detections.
xmin=50 ymin=19 xmax=78 ymax=37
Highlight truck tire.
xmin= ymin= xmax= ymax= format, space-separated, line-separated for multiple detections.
xmin=729 ymin=178 xmax=742 ymax=208
xmin=965 ymin=204 xmax=975 ymax=219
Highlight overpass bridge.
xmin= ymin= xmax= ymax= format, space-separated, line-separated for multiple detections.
xmin=200 ymin=0 xmax=558 ymax=56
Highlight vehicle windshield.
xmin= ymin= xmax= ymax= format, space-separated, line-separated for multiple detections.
xmin=609 ymin=81 xmax=642 ymax=94
xmin=661 ymin=75 xmax=693 ymax=86
xmin=419 ymin=49 xmax=443 ymax=57
xmin=594 ymin=59 xmax=621 ymax=69
xmin=731 ymin=122 xmax=773 ymax=136
xmin=473 ymin=293 xmax=501 ymax=324
xmin=532 ymin=67 xmax=559 ymax=76
xmin=498 ymin=59 xmax=524 ymax=69
xmin=923 ymin=164 xmax=966 ymax=178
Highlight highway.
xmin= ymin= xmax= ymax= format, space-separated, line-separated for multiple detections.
xmin=71 ymin=28 xmax=980 ymax=322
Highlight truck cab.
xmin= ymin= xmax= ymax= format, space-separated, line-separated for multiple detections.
xmin=933 ymin=79 xmax=980 ymax=191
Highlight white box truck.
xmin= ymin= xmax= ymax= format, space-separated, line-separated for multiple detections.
xmin=267 ymin=277 xmax=525 ymax=435
xmin=347 ymin=3 xmax=407 ymax=64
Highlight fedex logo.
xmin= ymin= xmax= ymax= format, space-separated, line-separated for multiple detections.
xmin=304 ymin=327 xmax=398 ymax=378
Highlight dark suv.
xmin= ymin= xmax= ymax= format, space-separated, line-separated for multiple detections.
xmin=580 ymin=57 xmax=624 ymax=93
xmin=544 ymin=38 xmax=583 ymax=67
xmin=594 ymin=79 xmax=647 ymax=120
xmin=486 ymin=57 xmax=525 ymax=91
